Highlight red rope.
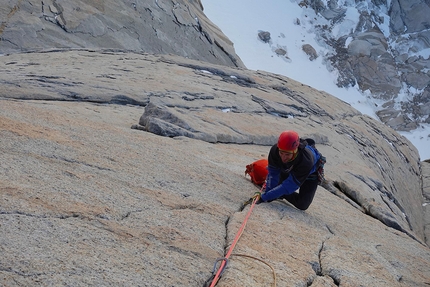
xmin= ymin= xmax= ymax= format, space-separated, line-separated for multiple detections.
xmin=209 ymin=189 xmax=262 ymax=287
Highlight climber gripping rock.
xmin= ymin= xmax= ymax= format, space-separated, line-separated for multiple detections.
xmin=246 ymin=130 xmax=326 ymax=210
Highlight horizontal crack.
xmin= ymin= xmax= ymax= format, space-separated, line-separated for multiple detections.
xmin=0 ymin=210 xmax=80 ymax=219
xmin=0 ymin=266 xmax=50 ymax=277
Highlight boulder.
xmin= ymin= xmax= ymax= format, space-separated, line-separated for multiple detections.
xmin=302 ymin=44 xmax=318 ymax=61
xmin=389 ymin=0 xmax=430 ymax=34
xmin=348 ymin=53 xmax=402 ymax=99
xmin=258 ymin=31 xmax=271 ymax=43
xmin=347 ymin=30 xmax=388 ymax=58
xmin=403 ymin=71 xmax=430 ymax=90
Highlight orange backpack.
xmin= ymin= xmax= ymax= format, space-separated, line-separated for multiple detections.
xmin=245 ymin=159 xmax=268 ymax=186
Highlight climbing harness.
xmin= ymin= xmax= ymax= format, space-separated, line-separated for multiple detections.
xmin=206 ymin=186 xmax=276 ymax=287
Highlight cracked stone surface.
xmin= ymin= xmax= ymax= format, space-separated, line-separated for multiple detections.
xmin=1 ymin=50 xmax=429 ymax=286
xmin=0 ymin=0 xmax=244 ymax=69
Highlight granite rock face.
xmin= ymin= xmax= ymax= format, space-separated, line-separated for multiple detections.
xmin=1 ymin=50 xmax=429 ymax=286
xmin=0 ymin=0 xmax=244 ymax=68
xmin=1 ymin=0 xmax=428 ymax=137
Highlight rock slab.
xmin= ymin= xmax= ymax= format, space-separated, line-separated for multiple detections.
xmin=1 ymin=50 xmax=429 ymax=286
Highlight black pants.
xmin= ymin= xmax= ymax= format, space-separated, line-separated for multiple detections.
xmin=281 ymin=175 xmax=318 ymax=210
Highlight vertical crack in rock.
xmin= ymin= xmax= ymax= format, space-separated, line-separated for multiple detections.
xmin=51 ymin=0 xmax=67 ymax=31
xmin=325 ymin=224 xmax=335 ymax=236
xmin=316 ymin=237 xmax=340 ymax=286
xmin=316 ymin=241 xmax=324 ymax=277
xmin=203 ymin=214 xmax=231 ymax=287
xmin=204 ymin=200 xmax=254 ymax=286
xmin=308 ymin=231 xmax=338 ymax=287
xmin=308 ymin=241 xmax=325 ymax=286
xmin=221 ymin=214 xmax=231 ymax=281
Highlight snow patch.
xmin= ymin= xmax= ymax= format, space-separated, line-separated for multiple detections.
xmin=200 ymin=0 xmax=430 ymax=160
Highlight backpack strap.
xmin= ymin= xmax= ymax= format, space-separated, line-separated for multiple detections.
xmin=317 ymin=155 xmax=326 ymax=184
xmin=304 ymin=138 xmax=326 ymax=185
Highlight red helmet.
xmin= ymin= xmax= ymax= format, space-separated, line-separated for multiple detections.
xmin=277 ymin=130 xmax=299 ymax=152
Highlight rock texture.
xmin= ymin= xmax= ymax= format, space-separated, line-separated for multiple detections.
xmin=0 ymin=0 xmax=244 ymax=68
xmin=1 ymin=50 xmax=430 ymax=286
xmin=423 ymin=159 xmax=430 ymax=248
xmin=1 ymin=0 xmax=429 ymax=133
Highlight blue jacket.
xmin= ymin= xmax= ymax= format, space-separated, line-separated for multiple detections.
xmin=261 ymin=139 xmax=320 ymax=202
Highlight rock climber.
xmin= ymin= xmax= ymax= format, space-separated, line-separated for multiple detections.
xmin=251 ymin=130 xmax=325 ymax=210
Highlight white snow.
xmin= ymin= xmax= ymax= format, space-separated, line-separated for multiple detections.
xmin=201 ymin=0 xmax=430 ymax=160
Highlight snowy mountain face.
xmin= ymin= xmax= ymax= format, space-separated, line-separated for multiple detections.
xmin=200 ymin=0 xmax=429 ymax=159
xmin=290 ymin=0 xmax=430 ymax=132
